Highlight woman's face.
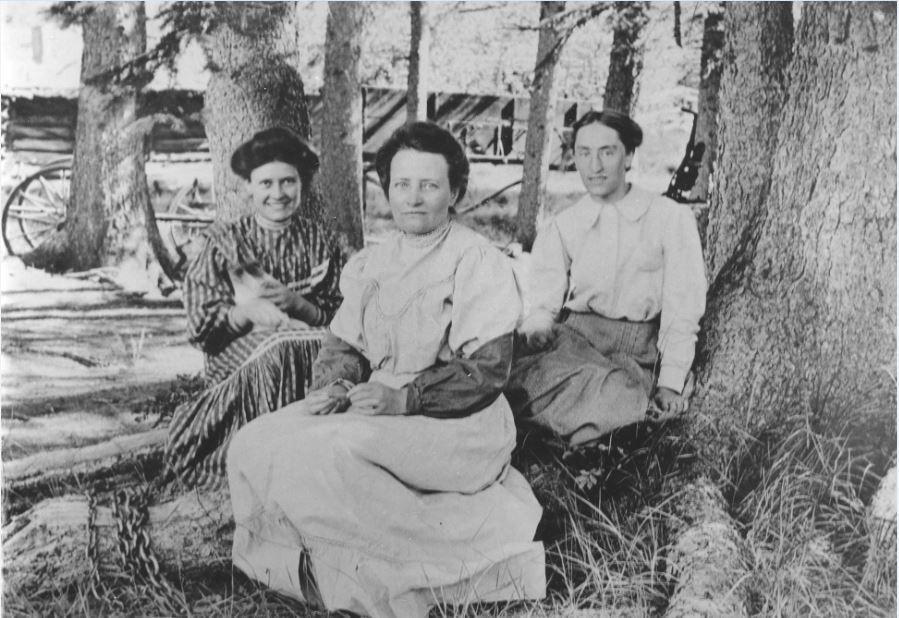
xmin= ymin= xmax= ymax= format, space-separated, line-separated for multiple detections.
xmin=248 ymin=161 xmax=302 ymax=224
xmin=573 ymin=122 xmax=633 ymax=202
xmin=388 ymin=149 xmax=457 ymax=235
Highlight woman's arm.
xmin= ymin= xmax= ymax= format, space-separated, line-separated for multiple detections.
xmin=183 ymin=236 xmax=245 ymax=355
xmin=403 ymin=333 xmax=514 ymax=418
xmin=311 ymin=332 xmax=371 ymax=390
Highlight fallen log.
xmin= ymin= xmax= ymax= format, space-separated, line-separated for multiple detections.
xmin=663 ymin=477 xmax=750 ymax=618
xmin=3 ymin=487 xmax=232 ymax=596
xmin=4 ymin=429 xmax=168 ymax=508
xmin=862 ymin=465 xmax=896 ymax=596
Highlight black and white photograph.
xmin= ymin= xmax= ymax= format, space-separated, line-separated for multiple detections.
xmin=1 ymin=2 xmax=895 ymax=617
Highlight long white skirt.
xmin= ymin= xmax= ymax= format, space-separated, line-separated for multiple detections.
xmin=227 ymin=393 xmax=546 ymax=618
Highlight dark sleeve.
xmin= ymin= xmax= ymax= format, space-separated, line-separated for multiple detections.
xmin=404 ymin=332 xmax=513 ymax=419
xmin=311 ymin=332 xmax=371 ymax=389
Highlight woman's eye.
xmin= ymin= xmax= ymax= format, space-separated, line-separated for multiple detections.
xmin=423 ymin=182 xmax=438 ymax=191
xmin=393 ymin=181 xmax=409 ymax=189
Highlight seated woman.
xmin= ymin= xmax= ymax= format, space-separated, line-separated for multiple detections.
xmin=507 ymin=110 xmax=707 ymax=446
xmin=227 ymin=122 xmax=546 ymax=617
xmin=165 ymin=127 xmax=344 ymax=487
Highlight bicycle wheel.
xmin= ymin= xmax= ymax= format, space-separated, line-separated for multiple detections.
xmin=2 ymin=163 xmax=71 ymax=256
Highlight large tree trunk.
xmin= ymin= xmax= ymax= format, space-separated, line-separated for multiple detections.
xmin=689 ymin=4 xmax=725 ymax=209
xmin=201 ymin=4 xmax=319 ymax=222
xmin=702 ymin=3 xmax=792 ymax=281
xmin=24 ymin=3 xmax=161 ymax=285
xmin=694 ymin=3 xmax=896 ymax=472
xmin=320 ymin=1 xmax=367 ymax=253
xmin=602 ymin=2 xmax=648 ymax=115
xmin=515 ymin=0 xmax=567 ymax=252
xmin=406 ymin=1 xmax=431 ymax=122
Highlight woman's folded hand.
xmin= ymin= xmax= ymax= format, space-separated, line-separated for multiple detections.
xmin=229 ymin=298 xmax=291 ymax=331
xmin=346 ymin=382 xmax=407 ymax=416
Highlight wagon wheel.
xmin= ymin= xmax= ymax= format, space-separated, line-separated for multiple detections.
xmin=2 ymin=162 xmax=71 ymax=256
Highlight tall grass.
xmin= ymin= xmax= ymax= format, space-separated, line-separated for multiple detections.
xmin=4 ymin=411 xmax=894 ymax=617
xmin=730 ymin=415 xmax=895 ymax=617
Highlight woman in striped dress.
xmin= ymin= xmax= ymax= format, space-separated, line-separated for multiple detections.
xmin=164 ymin=127 xmax=344 ymax=487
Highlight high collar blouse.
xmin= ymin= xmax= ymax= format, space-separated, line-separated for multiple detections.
xmin=527 ymin=185 xmax=707 ymax=392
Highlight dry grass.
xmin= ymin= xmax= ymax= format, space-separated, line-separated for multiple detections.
xmin=4 ymin=405 xmax=895 ymax=617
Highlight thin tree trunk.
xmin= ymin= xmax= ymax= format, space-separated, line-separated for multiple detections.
xmin=689 ymin=4 xmax=725 ymax=211
xmin=703 ymin=3 xmax=792 ymax=281
xmin=24 ymin=3 xmax=154 ymax=278
xmin=407 ymin=1 xmax=430 ymax=122
xmin=603 ymin=2 xmax=648 ymax=115
xmin=694 ymin=3 xmax=896 ymax=472
xmin=201 ymin=4 xmax=318 ymax=222
xmin=515 ymin=0 xmax=566 ymax=252
xmin=321 ymin=2 xmax=366 ymax=253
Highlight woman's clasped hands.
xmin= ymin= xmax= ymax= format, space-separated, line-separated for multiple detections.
xmin=283 ymin=381 xmax=407 ymax=417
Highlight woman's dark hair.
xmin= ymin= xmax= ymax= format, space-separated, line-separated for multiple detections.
xmin=230 ymin=127 xmax=320 ymax=183
xmin=375 ymin=121 xmax=469 ymax=202
xmin=571 ymin=110 xmax=643 ymax=154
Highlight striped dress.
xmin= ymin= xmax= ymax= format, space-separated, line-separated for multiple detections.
xmin=165 ymin=213 xmax=344 ymax=487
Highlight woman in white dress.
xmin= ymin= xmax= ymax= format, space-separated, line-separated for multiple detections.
xmin=226 ymin=122 xmax=546 ymax=617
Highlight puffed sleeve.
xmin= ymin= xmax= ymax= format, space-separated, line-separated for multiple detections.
xmin=527 ymin=217 xmax=571 ymax=322
xmin=311 ymin=250 xmax=372 ymax=389
xmin=404 ymin=244 xmax=524 ymax=418
xmin=657 ymin=203 xmax=707 ymax=392
xmin=182 ymin=230 xmax=244 ymax=355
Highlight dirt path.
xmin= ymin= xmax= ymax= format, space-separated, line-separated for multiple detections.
xmin=1 ymin=260 xmax=203 ymax=462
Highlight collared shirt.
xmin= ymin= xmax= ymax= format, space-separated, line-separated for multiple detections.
xmin=528 ymin=185 xmax=707 ymax=392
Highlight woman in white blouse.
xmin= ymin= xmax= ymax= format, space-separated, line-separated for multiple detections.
xmin=226 ymin=122 xmax=545 ymax=617
xmin=507 ymin=110 xmax=707 ymax=445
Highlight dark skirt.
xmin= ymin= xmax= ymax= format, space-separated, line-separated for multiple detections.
xmin=505 ymin=312 xmax=659 ymax=445
xmin=164 ymin=327 xmax=327 ymax=487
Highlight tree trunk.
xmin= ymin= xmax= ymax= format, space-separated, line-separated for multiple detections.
xmin=603 ymin=2 xmax=648 ymax=115
xmin=23 ymin=2 xmax=161 ymax=287
xmin=200 ymin=4 xmax=319 ymax=222
xmin=515 ymin=0 xmax=567 ymax=252
xmin=320 ymin=2 xmax=366 ymax=253
xmin=406 ymin=1 xmax=431 ymax=122
xmin=694 ymin=3 xmax=896 ymax=472
xmin=702 ymin=3 xmax=792 ymax=281
xmin=689 ymin=4 xmax=725 ymax=210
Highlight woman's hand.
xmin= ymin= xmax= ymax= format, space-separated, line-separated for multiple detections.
xmin=648 ymin=386 xmax=688 ymax=420
xmin=257 ymin=281 xmax=319 ymax=323
xmin=346 ymin=382 xmax=407 ymax=416
xmin=230 ymin=298 xmax=290 ymax=331
xmin=519 ymin=312 xmax=558 ymax=353
xmin=281 ymin=382 xmax=351 ymax=416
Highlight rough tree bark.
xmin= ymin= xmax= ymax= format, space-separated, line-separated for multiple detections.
xmin=3 ymin=489 xmax=231 ymax=597
xmin=689 ymin=4 xmax=725 ymax=209
xmin=602 ymin=1 xmax=648 ymax=115
xmin=23 ymin=3 xmax=163 ymax=285
xmin=703 ymin=3 xmax=793 ymax=281
xmin=406 ymin=0 xmax=431 ymax=122
xmin=320 ymin=1 xmax=367 ymax=252
xmin=200 ymin=4 xmax=319 ymax=222
xmin=694 ymin=3 xmax=896 ymax=472
xmin=515 ymin=0 xmax=567 ymax=252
